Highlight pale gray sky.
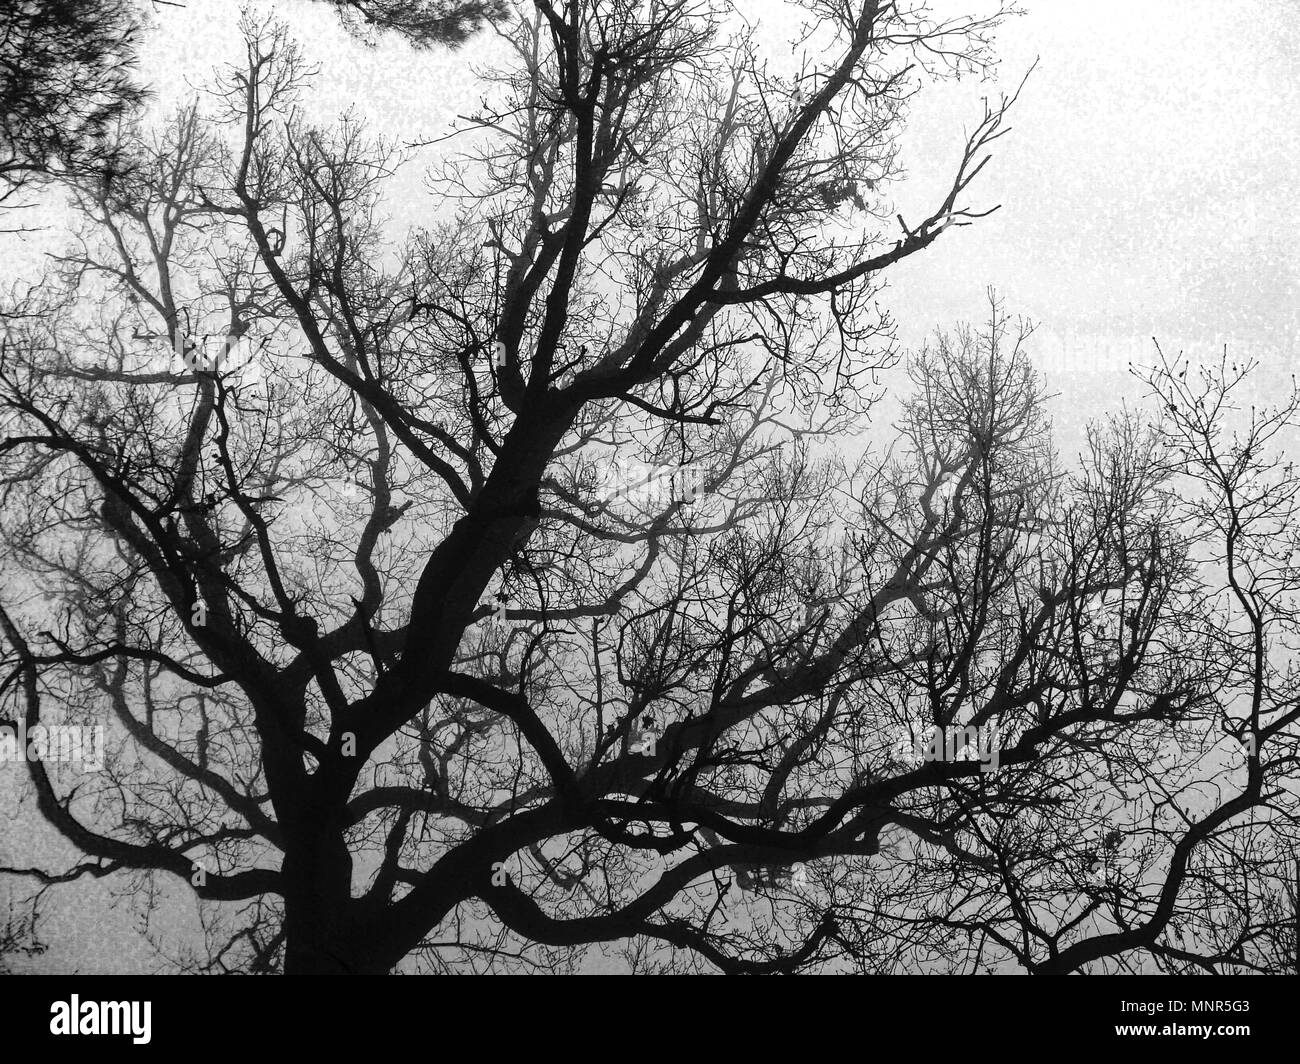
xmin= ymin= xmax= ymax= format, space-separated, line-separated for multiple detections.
xmin=9 ymin=0 xmax=1297 ymax=384
xmin=34 ymin=0 xmax=1296 ymax=441
xmin=884 ymin=0 xmax=1299 ymax=448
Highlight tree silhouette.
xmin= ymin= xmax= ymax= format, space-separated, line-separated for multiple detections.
xmin=2 ymin=0 xmax=1297 ymax=975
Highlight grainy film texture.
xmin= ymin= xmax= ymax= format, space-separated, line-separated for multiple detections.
xmin=1 ymin=0 xmax=1297 ymax=980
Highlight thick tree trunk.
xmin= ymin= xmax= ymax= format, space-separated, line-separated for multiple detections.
xmin=281 ymin=832 xmax=384 ymax=974
xmin=283 ymin=927 xmax=373 ymax=974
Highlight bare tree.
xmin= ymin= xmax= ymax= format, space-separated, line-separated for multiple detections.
xmin=2 ymin=0 xmax=1294 ymax=975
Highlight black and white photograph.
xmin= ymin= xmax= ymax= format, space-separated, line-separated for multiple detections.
xmin=0 ymin=0 xmax=1294 ymax=1031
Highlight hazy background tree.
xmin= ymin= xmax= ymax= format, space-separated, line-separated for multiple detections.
xmin=1 ymin=0 xmax=1296 ymax=974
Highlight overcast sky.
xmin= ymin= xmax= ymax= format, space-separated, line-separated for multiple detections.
xmin=7 ymin=0 xmax=1292 ymax=443
xmin=4 ymin=0 xmax=1296 ymax=972
xmin=886 ymin=0 xmax=1299 ymax=447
